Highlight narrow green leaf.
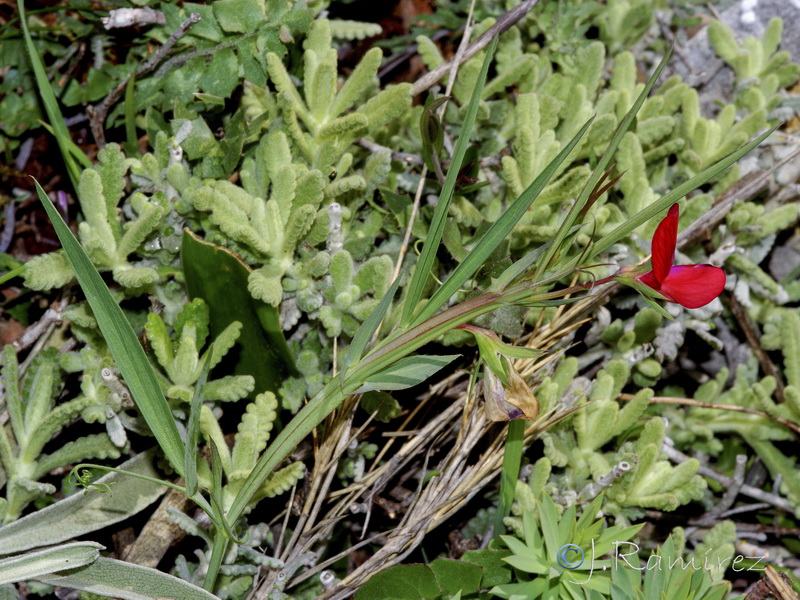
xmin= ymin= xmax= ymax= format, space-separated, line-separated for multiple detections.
xmin=35 ymin=556 xmax=218 ymax=600
xmin=401 ymin=37 xmax=499 ymax=326
xmin=640 ymin=291 xmax=676 ymax=320
xmin=0 ymin=542 xmax=101 ymax=585
xmin=586 ymin=126 xmax=777 ymax=263
xmin=185 ymin=355 xmax=211 ymax=498
xmin=32 ymin=179 xmax=185 ymax=475
xmin=124 ymin=74 xmax=138 ymax=157
xmin=18 ymin=1 xmax=87 ymax=189
xmin=0 ymin=265 xmax=25 ymax=286
xmin=209 ymin=438 xmax=224 ymax=506
xmin=533 ymin=48 xmax=673 ymax=281
xmin=355 ymin=354 xmax=460 ymax=393
xmin=410 ymin=117 xmax=593 ymax=328
xmin=345 ymin=274 xmax=402 ymax=369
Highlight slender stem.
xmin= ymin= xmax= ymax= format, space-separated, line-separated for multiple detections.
xmin=204 ymin=533 xmax=229 ymax=592
xmin=495 ymin=419 xmax=525 ymax=537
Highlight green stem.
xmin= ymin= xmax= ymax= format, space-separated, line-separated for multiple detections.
xmin=495 ymin=419 xmax=525 ymax=537
xmin=204 ymin=533 xmax=229 ymax=592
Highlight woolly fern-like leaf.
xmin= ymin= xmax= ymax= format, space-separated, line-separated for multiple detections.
xmin=248 ymin=267 xmax=283 ymax=306
xmin=24 ymin=251 xmax=74 ymax=291
xmin=330 ymin=47 xmax=382 ymax=117
xmin=204 ymin=376 xmax=255 ymax=402
xmin=112 ymin=266 xmax=159 ymax=288
xmin=206 ymin=321 xmax=242 ymax=371
xmin=117 ymin=200 xmax=164 ymax=258
xmin=199 ymin=406 xmax=231 ymax=474
xmin=254 ymin=461 xmax=305 ymax=501
xmin=328 ymin=19 xmax=382 ymax=41
xmin=360 ymin=83 xmax=413 ymax=130
xmin=230 ymin=392 xmax=279 ymax=477
xmin=145 ymin=313 xmax=174 ymax=373
xmin=34 ymin=434 xmax=121 ymax=479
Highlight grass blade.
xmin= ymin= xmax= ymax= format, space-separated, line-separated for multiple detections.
xmin=17 ymin=0 xmax=89 ymax=190
xmin=401 ymin=37 xmax=499 ymax=327
xmin=586 ymin=126 xmax=777 ymax=262
xmin=32 ymin=179 xmax=185 ymax=475
xmin=531 ymin=47 xmax=674 ymax=281
xmin=409 ymin=117 xmax=594 ymax=328
xmin=185 ymin=355 xmax=211 ymax=498
xmin=345 ymin=275 xmax=401 ymax=369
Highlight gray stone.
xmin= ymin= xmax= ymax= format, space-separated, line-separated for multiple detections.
xmin=665 ymin=0 xmax=800 ymax=116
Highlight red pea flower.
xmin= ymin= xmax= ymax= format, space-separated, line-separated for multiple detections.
xmin=637 ymin=203 xmax=726 ymax=309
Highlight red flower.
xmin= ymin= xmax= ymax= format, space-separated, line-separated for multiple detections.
xmin=637 ymin=204 xmax=726 ymax=309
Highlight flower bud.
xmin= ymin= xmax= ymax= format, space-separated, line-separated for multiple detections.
xmin=483 ymin=362 xmax=539 ymax=422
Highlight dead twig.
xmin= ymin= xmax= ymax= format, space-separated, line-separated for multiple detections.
xmin=662 ymin=444 xmax=795 ymax=513
xmin=411 ymin=0 xmax=540 ymax=96
xmin=728 ymin=293 xmax=786 ymax=403
xmin=620 ymin=393 xmax=800 ymax=436
xmin=89 ymin=13 xmax=201 ymax=148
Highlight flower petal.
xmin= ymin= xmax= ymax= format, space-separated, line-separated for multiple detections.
xmin=659 ymin=264 xmax=726 ymax=309
xmin=650 ymin=204 xmax=679 ymax=285
xmin=638 ymin=269 xmax=660 ymax=291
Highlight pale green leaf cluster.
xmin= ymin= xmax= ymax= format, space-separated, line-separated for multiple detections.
xmin=24 ymin=144 xmax=165 ymax=290
xmin=536 ymin=359 xmax=705 ymax=518
xmin=0 ymin=346 xmax=121 ymax=523
xmin=604 ymin=417 xmax=706 ymax=514
xmin=709 ymin=17 xmax=800 ymax=112
xmin=319 ymin=250 xmax=394 ymax=337
xmin=255 ymin=18 xmax=411 ymax=175
xmin=198 ymin=392 xmax=304 ymax=514
xmin=145 ymin=298 xmax=254 ymax=404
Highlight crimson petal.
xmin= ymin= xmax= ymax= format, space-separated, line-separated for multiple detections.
xmin=650 ymin=204 xmax=679 ymax=285
xmin=659 ymin=264 xmax=726 ymax=309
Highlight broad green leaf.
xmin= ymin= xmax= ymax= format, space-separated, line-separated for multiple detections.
xmin=461 ymin=549 xmax=513 ymax=588
xmin=354 ymin=564 xmax=441 ymax=600
xmin=33 ymin=180 xmax=185 ymax=475
xmin=429 ymin=558 xmax=482 ymax=596
xmin=355 ymin=354 xmax=460 ymax=392
xmin=0 ymin=542 xmax=101 ymax=585
xmin=402 ymin=37 xmax=499 ymax=326
xmin=181 ymin=229 xmax=296 ymax=395
xmin=35 ymin=557 xmax=218 ymax=600
xmin=0 ymin=451 xmax=165 ymax=555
